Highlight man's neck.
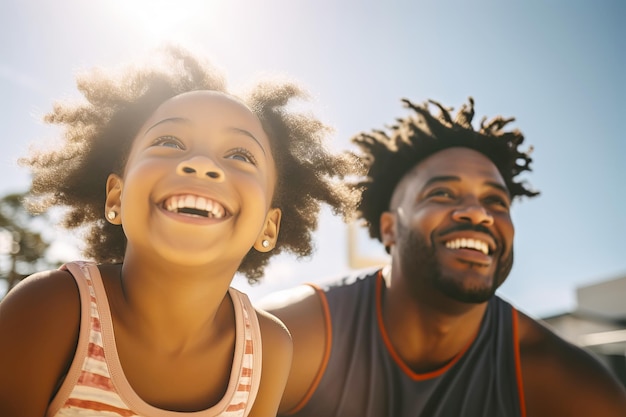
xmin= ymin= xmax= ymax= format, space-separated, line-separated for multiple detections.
xmin=380 ymin=266 xmax=488 ymax=374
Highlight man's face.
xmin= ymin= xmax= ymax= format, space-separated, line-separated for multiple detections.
xmin=382 ymin=147 xmax=514 ymax=303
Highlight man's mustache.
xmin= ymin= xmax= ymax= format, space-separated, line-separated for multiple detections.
xmin=436 ymin=223 xmax=496 ymax=242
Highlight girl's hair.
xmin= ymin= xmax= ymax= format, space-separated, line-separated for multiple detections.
xmin=21 ymin=45 xmax=360 ymax=282
xmin=351 ymin=97 xmax=539 ymax=243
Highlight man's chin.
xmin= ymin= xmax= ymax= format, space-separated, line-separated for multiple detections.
xmin=450 ymin=289 xmax=495 ymax=304
xmin=435 ymin=276 xmax=497 ymax=304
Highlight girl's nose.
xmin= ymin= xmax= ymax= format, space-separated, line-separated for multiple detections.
xmin=176 ymin=156 xmax=225 ymax=182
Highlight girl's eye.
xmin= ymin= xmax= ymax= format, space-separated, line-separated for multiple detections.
xmin=153 ymin=136 xmax=185 ymax=149
xmin=226 ymin=148 xmax=258 ymax=166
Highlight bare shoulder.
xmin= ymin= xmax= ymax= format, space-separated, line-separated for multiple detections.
xmin=256 ymin=307 xmax=293 ymax=355
xmin=0 ymin=268 xmax=80 ymax=343
xmin=257 ymin=285 xmax=329 ymax=415
xmin=257 ymin=284 xmax=327 ymax=373
xmin=247 ymin=309 xmax=293 ymax=417
xmin=517 ymin=311 xmax=626 ymax=417
xmin=255 ymin=307 xmax=293 ymax=386
xmin=257 ymin=284 xmax=326 ymax=344
xmin=0 ymin=269 xmax=81 ymax=416
xmin=257 ymin=284 xmax=320 ymax=317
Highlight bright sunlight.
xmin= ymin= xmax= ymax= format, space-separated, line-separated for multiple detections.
xmin=109 ymin=0 xmax=228 ymax=43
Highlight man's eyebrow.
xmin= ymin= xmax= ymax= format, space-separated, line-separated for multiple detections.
xmin=423 ymin=175 xmax=461 ymax=187
xmin=485 ymin=181 xmax=511 ymax=196
xmin=423 ymin=176 xmax=511 ymax=196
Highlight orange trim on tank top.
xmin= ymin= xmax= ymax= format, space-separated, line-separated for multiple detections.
xmin=512 ymin=308 xmax=527 ymax=417
xmin=375 ymin=270 xmax=477 ymax=381
xmin=284 ymin=283 xmax=333 ymax=415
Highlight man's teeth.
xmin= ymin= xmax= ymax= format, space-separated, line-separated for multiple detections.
xmin=445 ymin=238 xmax=489 ymax=255
xmin=164 ymin=195 xmax=226 ymax=218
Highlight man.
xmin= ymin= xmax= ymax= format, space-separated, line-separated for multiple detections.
xmin=263 ymin=97 xmax=626 ymax=416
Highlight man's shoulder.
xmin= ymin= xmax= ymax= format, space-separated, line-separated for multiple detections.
xmin=256 ymin=271 xmax=386 ymax=416
xmin=258 ymin=268 xmax=381 ymax=312
xmin=516 ymin=310 xmax=603 ymax=373
xmin=516 ymin=311 xmax=626 ymax=416
xmin=320 ymin=267 xmax=381 ymax=294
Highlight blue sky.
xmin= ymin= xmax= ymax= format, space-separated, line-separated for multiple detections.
xmin=1 ymin=0 xmax=624 ymax=317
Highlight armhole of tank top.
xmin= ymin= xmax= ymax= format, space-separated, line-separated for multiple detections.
xmin=284 ymin=283 xmax=332 ymax=416
xmin=46 ymin=262 xmax=93 ymax=416
xmin=512 ymin=307 xmax=527 ymax=417
xmin=234 ymin=289 xmax=263 ymax=416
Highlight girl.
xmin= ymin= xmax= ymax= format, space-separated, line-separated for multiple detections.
xmin=0 ymin=45 xmax=359 ymax=416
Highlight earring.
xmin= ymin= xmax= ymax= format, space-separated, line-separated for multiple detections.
xmin=262 ymin=240 xmax=270 ymax=248
xmin=107 ymin=210 xmax=117 ymax=221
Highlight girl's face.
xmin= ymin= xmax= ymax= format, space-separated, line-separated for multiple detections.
xmin=105 ymin=91 xmax=281 ymax=268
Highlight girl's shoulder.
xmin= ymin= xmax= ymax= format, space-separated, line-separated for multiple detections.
xmin=0 ymin=267 xmax=81 ymax=331
xmin=247 ymin=308 xmax=293 ymax=416
xmin=256 ymin=307 xmax=292 ymax=353
xmin=0 ymin=268 xmax=81 ymax=415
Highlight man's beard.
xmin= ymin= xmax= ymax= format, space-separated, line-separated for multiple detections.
xmin=396 ymin=221 xmax=513 ymax=304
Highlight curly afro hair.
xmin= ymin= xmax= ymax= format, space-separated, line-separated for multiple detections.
xmin=21 ymin=45 xmax=360 ymax=283
xmin=351 ymin=97 xmax=539 ymax=244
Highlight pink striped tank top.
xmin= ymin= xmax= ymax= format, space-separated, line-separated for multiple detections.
xmin=46 ymin=261 xmax=262 ymax=417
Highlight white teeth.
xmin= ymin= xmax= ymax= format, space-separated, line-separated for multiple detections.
xmin=445 ymin=238 xmax=489 ymax=255
xmin=184 ymin=195 xmax=194 ymax=209
xmin=195 ymin=197 xmax=207 ymax=211
xmin=163 ymin=195 xmax=226 ymax=218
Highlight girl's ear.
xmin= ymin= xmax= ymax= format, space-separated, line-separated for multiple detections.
xmin=105 ymin=174 xmax=123 ymax=225
xmin=379 ymin=211 xmax=397 ymax=249
xmin=253 ymin=208 xmax=282 ymax=252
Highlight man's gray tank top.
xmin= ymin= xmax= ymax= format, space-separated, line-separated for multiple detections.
xmin=286 ymin=269 xmax=525 ymax=417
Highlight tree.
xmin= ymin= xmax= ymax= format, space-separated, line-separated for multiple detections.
xmin=0 ymin=192 xmax=55 ymax=295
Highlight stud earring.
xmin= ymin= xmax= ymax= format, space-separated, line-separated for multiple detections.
xmin=262 ymin=240 xmax=270 ymax=248
xmin=107 ymin=210 xmax=117 ymax=221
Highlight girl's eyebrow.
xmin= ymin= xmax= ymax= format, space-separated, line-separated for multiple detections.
xmin=144 ymin=118 xmax=266 ymax=155
xmin=226 ymin=127 xmax=266 ymax=156
xmin=144 ymin=117 xmax=189 ymax=135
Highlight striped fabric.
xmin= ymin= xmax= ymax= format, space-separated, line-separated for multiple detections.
xmin=46 ymin=261 xmax=262 ymax=417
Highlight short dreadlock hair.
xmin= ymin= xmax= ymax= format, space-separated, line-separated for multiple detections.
xmin=21 ymin=45 xmax=360 ymax=282
xmin=352 ymin=97 xmax=539 ymax=243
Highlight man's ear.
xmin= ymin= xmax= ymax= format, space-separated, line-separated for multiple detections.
xmin=380 ymin=211 xmax=397 ymax=249
xmin=105 ymin=174 xmax=123 ymax=225
xmin=253 ymin=208 xmax=282 ymax=252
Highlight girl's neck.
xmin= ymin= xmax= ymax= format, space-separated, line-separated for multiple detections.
xmin=104 ymin=254 xmax=238 ymax=349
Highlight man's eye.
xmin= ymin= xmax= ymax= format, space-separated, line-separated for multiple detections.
xmin=153 ymin=136 xmax=184 ymax=149
xmin=485 ymin=196 xmax=510 ymax=209
xmin=226 ymin=148 xmax=258 ymax=166
xmin=429 ymin=189 xmax=454 ymax=198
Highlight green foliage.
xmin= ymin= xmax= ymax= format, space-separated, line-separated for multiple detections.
xmin=0 ymin=192 xmax=54 ymax=294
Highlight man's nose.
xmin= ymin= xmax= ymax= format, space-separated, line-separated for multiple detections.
xmin=451 ymin=200 xmax=494 ymax=226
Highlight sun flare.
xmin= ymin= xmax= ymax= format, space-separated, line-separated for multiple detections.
xmin=110 ymin=0 xmax=226 ymax=42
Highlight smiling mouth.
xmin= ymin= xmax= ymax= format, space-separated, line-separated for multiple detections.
xmin=163 ymin=194 xmax=227 ymax=219
xmin=444 ymin=238 xmax=491 ymax=255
